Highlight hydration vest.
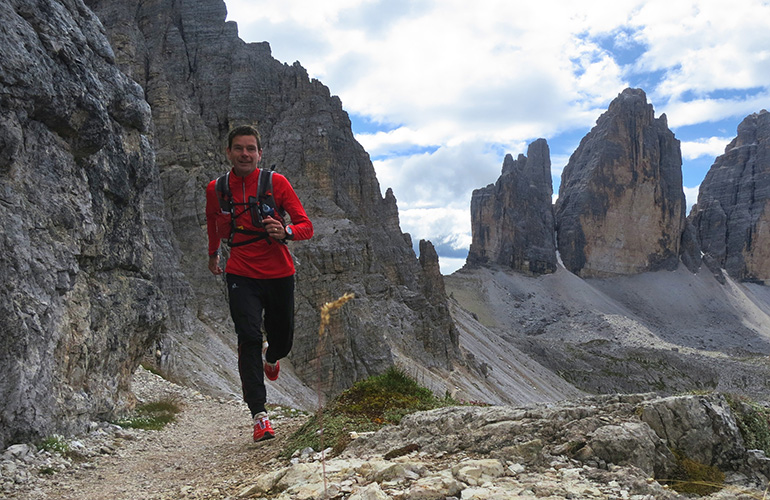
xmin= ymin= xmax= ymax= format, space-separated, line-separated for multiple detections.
xmin=215 ymin=168 xmax=286 ymax=247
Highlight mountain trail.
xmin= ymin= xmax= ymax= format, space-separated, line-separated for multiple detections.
xmin=14 ymin=368 xmax=308 ymax=500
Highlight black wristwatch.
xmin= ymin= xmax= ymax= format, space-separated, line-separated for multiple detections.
xmin=284 ymin=225 xmax=294 ymax=240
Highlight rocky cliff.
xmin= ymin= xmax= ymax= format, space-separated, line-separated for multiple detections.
xmin=467 ymin=139 xmax=557 ymax=275
xmin=691 ymin=110 xmax=770 ymax=284
xmin=555 ymin=88 xmax=686 ymax=277
xmin=0 ymin=0 xmax=169 ymax=448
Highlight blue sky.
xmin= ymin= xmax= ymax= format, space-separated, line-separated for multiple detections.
xmin=224 ymin=0 xmax=770 ymax=274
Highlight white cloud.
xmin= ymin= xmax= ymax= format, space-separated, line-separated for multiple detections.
xmin=628 ymin=1 xmax=770 ymax=106
xmin=680 ymin=137 xmax=731 ymax=160
xmin=659 ymin=93 xmax=770 ymax=129
xmin=438 ymin=257 xmax=467 ymax=275
xmin=683 ymin=185 xmax=700 ymax=214
xmin=400 ymin=207 xmax=473 ymax=247
xmin=371 ymin=142 xmax=510 ymax=210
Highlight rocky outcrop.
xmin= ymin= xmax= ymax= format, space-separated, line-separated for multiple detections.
xmin=417 ymin=240 xmax=461 ymax=361
xmin=0 ymin=0 xmax=168 ymax=448
xmin=337 ymin=393 xmax=769 ymax=498
xmin=690 ymin=110 xmax=770 ymax=284
xmin=555 ymin=88 xmax=686 ymax=278
xmin=467 ymin=139 xmax=557 ymax=275
xmin=81 ymin=0 xmax=461 ymax=398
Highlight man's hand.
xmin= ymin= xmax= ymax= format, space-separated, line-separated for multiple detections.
xmin=209 ymin=254 xmax=223 ymax=275
xmin=262 ymin=216 xmax=286 ymax=239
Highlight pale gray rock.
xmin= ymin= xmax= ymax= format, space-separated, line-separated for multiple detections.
xmin=0 ymin=0 xmax=166 ymax=449
xmin=639 ymin=395 xmax=745 ymax=469
xmin=343 ymin=393 xmax=770 ymax=493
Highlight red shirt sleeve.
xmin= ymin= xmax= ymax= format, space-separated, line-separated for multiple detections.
xmin=273 ymin=173 xmax=313 ymax=240
xmin=205 ymin=179 xmax=230 ymax=256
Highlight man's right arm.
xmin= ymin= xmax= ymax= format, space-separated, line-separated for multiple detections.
xmin=205 ymin=180 xmax=224 ymax=275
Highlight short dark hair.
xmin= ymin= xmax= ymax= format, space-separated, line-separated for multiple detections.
xmin=227 ymin=125 xmax=262 ymax=150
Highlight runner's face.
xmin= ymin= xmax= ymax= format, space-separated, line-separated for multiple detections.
xmin=226 ymin=135 xmax=262 ymax=177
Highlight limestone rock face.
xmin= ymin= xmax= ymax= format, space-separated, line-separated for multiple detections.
xmin=467 ymin=139 xmax=556 ymax=275
xmin=690 ymin=110 xmax=770 ymax=284
xmin=0 ymin=0 xmax=167 ymax=448
xmin=84 ymin=0 xmax=460 ymax=399
xmin=555 ymin=88 xmax=686 ymax=277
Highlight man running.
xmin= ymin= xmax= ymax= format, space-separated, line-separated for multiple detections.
xmin=205 ymin=125 xmax=313 ymax=441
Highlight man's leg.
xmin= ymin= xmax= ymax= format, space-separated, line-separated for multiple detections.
xmin=226 ymin=273 xmax=266 ymax=416
xmin=262 ymin=275 xmax=295 ymax=364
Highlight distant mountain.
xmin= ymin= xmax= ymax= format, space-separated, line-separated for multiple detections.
xmin=691 ymin=109 xmax=770 ymax=284
xmin=467 ymin=138 xmax=557 ymax=275
xmin=459 ymin=90 xmax=770 ymax=398
xmin=555 ymin=88 xmax=686 ymax=277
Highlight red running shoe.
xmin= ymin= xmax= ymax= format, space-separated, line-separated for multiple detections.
xmin=264 ymin=360 xmax=280 ymax=381
xmin=253 ymin=412 xmax=274 ymax=442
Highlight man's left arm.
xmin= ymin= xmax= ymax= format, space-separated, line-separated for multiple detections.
xmin=274 ymin=174 xmax=313 ymax=240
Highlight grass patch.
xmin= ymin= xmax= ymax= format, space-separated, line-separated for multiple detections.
xmin=725 ymin=394 xmax=770 ymax=456
xmin=282 ymin=366 xmax=459 ymax=458
xmin=114 ymin=398 xmax=183 ymax=431
xmin=39 ymin=435 xmax=70 ymax=455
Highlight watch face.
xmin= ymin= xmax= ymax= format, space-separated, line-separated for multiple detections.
xmin=286 ymin=226 xmax=293 ymax=235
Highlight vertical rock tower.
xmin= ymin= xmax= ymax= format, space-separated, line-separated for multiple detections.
xmin=467 ymin=138 xmax=557 ymax=275
xmin=690 ymin=110 xmax=770 ymax=283
xmin=555 ymin=88 xmax=686 ymax=277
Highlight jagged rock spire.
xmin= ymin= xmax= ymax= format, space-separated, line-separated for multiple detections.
xmin=467 ymin=138 xmax=557 ymax=275
xmin=555 ymin=88 xmax=686 ymax=277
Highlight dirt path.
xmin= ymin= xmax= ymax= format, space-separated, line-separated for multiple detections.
xmin=21 ymin=370 xmax=308 ymax=500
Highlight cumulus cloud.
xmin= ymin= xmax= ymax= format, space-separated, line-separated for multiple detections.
xmin=680 ymin=137 xmax=731 ymax=160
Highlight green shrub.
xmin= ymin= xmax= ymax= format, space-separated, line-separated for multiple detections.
xmin=282 ymin=366 xmax=459 ymax=458
xmin=114 ymin=398 xmax=182 ymax=431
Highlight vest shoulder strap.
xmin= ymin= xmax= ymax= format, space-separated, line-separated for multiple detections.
xmin=215 ymin=172 xmax=231 ymax=212
xmin=257 ymin=169 xmax=273 ymax=201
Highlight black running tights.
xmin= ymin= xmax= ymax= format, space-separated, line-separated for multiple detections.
xmin=226 ymin=273 xmax=294 ymax=416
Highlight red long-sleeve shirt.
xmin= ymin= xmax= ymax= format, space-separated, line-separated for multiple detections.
xmin=205 ymin=168 xmax=313 ymax=279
